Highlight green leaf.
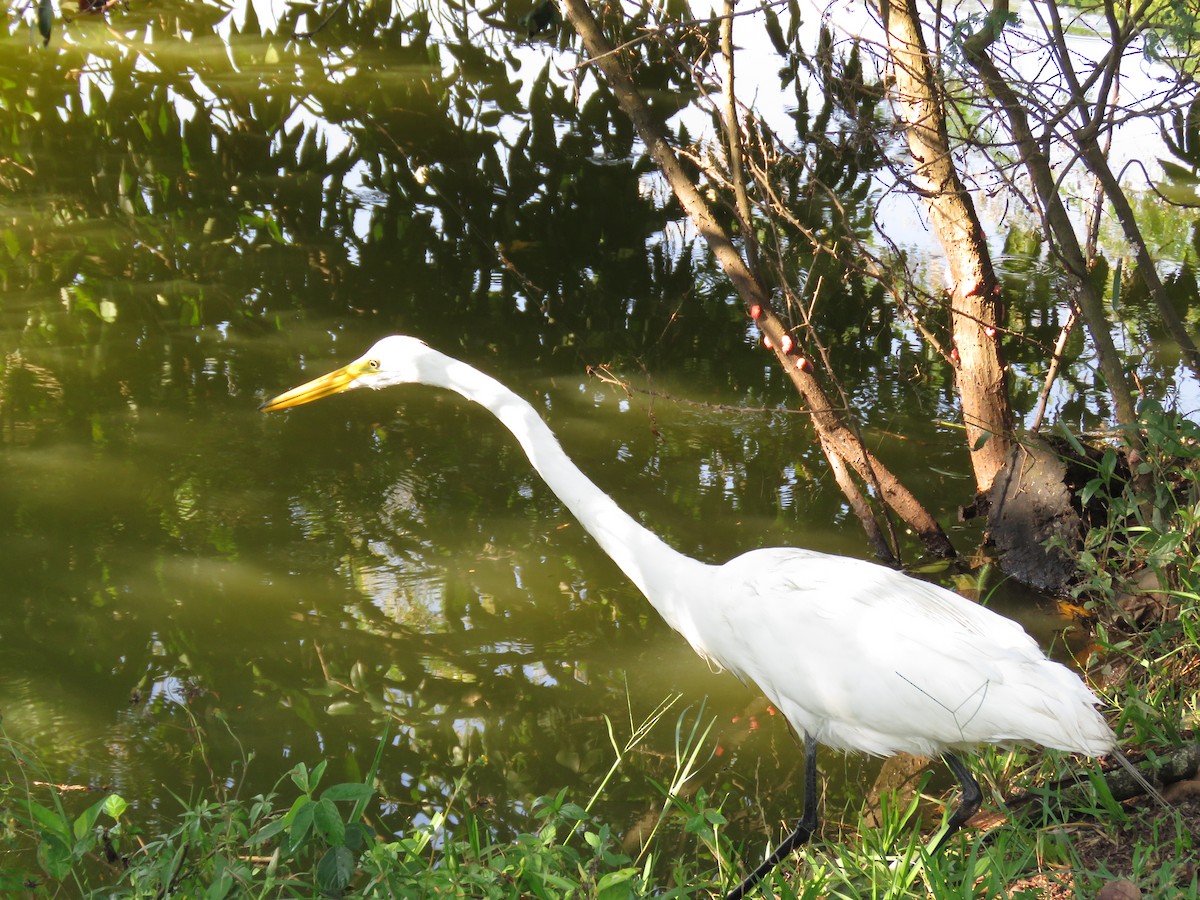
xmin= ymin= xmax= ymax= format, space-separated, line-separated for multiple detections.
xmin=289 ymin=764 xmax=311 ymax=794
xmin=73 ymin=796 xmax=108 ymax=842
xmin=37 ymin=834 xmax=73 ymax=880
xmin=352 ymin=724 xmax=389 ymax=823
xmin=29 ymin=801 xmax=71 ymax=845
xmin=1099 ymin=448 xmax=1118 ymax=481
xmin=282 ymin=801 xmax=315 ymax=857
xmin=204 ymin=866 xmax=236 ymax=900
xmin=763 ymin=6 xmax=788 ymax=56
xmin=596 ymin=868 xmax=638 ymax=899
xmin=320 ymin=782 xmax=374 ymax=803
xmin=308 ymin=759 xmax=328 ymax=792
xmin=342 ymin=822 xmax=373 ymax=852
xmin=250 ymin=816 xmax=288 ymax=845
xmin=103 ymin=794 xmax=128 ymax=821
xmin=1159 ymin=158 xmax=1200 ymax=183
xmin=316 ymin=845 xmax=355 ymax=895
xmin=1152 ymin=178 xmax=1200 ymax=205
xmin=313 ymin=798 xmax=345 ymax=846
xmin=1055 ymin=421 xmax=1089 ymax=458
xmin=291 ymin=759 xmax=326 ymax=795
xmin=558 ymin=802 xmax=587 ymax=822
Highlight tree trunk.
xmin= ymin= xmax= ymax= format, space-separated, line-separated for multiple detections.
xmin=561 ymin=0 xmax=955 ymax=559
xmin=878 ymin=0 xmax=1015 ymax=496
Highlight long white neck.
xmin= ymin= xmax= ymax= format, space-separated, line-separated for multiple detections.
xmin=421 ymin=353 xmax=707 ymax=612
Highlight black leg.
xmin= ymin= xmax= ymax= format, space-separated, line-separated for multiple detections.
xmin=725 ymin=736 xmax=820 ymax=900
xmin=932 ymin=752 xmax=982 ymax=852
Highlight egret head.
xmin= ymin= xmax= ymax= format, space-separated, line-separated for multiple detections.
xmin=260 ymin=335 xmax=434 ymax=412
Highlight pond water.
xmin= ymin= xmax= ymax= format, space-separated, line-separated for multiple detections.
xmin=1 ymin=0 xmax=1196 ymax=874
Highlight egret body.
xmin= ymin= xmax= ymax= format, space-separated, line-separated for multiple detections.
xmin=262 ymin=335 xmax=1117 ymax=899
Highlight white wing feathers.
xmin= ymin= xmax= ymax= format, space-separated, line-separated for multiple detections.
xmin=677 ymin=548 xmax=1114 ymax=759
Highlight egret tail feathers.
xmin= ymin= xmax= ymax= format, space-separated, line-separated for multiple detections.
xmin=1111 ymin=749 xmax=1168 ymax=808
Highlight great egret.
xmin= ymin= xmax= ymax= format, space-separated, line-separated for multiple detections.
xmin=262 ymin=335 xmax=1119 ymax=899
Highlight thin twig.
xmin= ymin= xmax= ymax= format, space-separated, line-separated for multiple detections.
xmin=588 ymin=365 xmax=846 ymax=417
xmin=1029 ymin=309 xmax=1079 ymax=434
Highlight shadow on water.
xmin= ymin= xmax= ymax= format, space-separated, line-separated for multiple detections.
xmin=1 ymin=0 xmax=1194 ymax=872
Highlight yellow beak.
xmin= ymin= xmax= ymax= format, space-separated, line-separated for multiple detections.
xmin=260 ymin=361 xmax=368 ymax=412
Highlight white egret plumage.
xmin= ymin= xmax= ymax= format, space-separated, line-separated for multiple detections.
xmin=262 ymin=335 xmax=1125 ymax=899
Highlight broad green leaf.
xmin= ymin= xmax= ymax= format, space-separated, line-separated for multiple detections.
xmin=37 ymin=835 xmax=73 ymax=880
xmin=29 ymin=801 xmax=71 ymax=844
xmin=73 ymin=796 xmax=108 ymax=841
xmin=103 ymin=794 xmax=128 ymax=820
xmin=1159 ymin=158 xmax=1200 ymax=183
xmin=320 ymin=782 xmax=374 ymax=803
xmin=342 ymin=822 xmax=373 ymax=852
xmin=282 ymin=801 xmax=315 ymax=857
xmin=1099 ymin=448 xmax=1118 ymax=481
xmin=316 ymin=845 xmax=355 ymax=894
xmin=596 ymin=868 xmax=638 ymax=899
xmin=313 ymin=798 xmax=345 ymax=846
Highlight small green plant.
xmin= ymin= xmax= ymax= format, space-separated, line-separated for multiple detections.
xmin=248 ymin=759 xmax=379 ymax=897
xmin=1053 ymin=401 xmax=1200 ymax=754
xmin=1069 ymin=400 xmax=1200 ymax=604
xmin=0 ymin=722 xmax=132 ymax=894
xmin=0 ymin=701 xmax=736 ymax=898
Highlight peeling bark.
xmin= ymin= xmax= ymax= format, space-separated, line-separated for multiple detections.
xmin=878 ymin=0 xmax=1015 ymax=496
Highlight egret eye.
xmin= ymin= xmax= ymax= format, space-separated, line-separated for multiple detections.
xmin=367 ymin=359 xmax=380 ymax=370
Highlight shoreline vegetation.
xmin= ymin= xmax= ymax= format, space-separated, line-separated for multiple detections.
xmin=3 ymin=0 xmax=1198 ymax=895
xmin=2 ymin=407 xmax=1197 ymax=898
